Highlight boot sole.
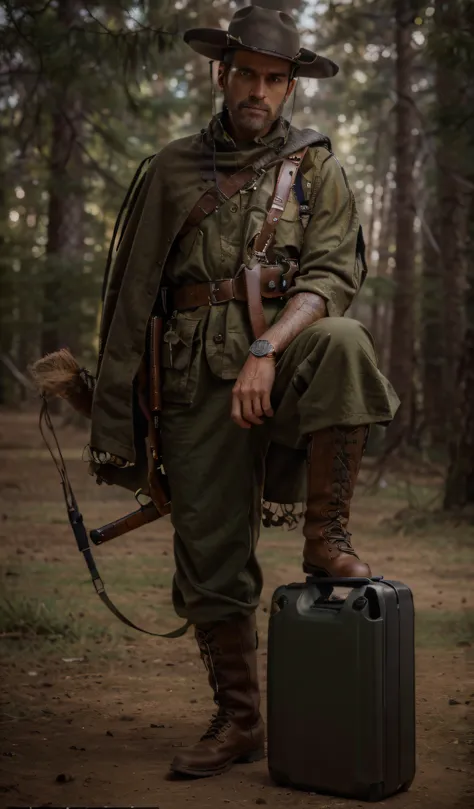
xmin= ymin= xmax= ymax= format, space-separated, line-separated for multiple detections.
xmin=303 ymin=563 xmax=371 ymax=578
xmin=170 ymin=746 xmax=266 ymax=778
xmin=303 ymin=563 xmax=329 ymax=577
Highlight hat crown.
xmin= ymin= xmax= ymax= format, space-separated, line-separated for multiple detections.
xmin=228 ymin=5 xmax=300 ymax=60
xmin=182 ymin=3 xmax=339 ymax=80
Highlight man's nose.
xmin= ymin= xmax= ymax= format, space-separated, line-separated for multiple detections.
xmin=250 ymin=76 xmax=267 ymax=99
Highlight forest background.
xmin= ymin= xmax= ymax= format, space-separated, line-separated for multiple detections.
xmin=1 ymin=0 xmax=473 ymax=513
xmin=1 ymin=4 xmax=473 ymax=804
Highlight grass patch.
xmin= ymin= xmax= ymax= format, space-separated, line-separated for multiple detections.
xmin=0 ymin=593 xmax=139 ymax=662
xmin=0 ymin=596 xmax=80 ymax=640
xmin=0 ymin=555 xmax=185 ymax=663
xmin=8 ymin=502 xmax=72 ymax=525
xmin=381 ymin=507 xmax=474 ymax=548
xmin=415 ymin=608 xmax=474 ymax=648
xmin=2 ymin=554 xmax=173 ymax=594
xmin=0 ymin=448 xmax=83 ymax=460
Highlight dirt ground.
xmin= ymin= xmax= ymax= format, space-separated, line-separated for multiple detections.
xmin=0 ymin=409 xmax=473 ymax=809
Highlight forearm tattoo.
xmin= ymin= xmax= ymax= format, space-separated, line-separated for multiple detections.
xmin=262 ymin=292 xmax=327 ymax=354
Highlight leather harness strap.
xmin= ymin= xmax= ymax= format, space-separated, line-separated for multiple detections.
xmin=171 ymin=262 xmax=300 ymax=310
xmin=246 ymin=147 xmax=308 ymax=338
xmin=181 ymin=166 xmax=259 ymax=236
xmin=173 ymin=276 xmax=246 ymax=308
xmin=244 ymin=261 xmax=267 ymax=339
xmin=175 ymin=146 xmax=308 ymax=340
xmin=253 ymin=148 xmax=307 ymax=257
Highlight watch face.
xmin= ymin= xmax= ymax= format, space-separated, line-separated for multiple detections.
xmin=251 ymin=339 xmax=272 ymax=357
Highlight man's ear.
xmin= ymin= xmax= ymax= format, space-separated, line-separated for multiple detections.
xmin=217 ymin=62 xmax=226 ymax=91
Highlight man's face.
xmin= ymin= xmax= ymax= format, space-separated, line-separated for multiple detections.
xmin=219 ymin=50 xmax=296 ymax=141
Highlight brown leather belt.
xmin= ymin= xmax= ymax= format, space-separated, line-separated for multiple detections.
xmin=171 ymin=263 xmax=298 ymax=310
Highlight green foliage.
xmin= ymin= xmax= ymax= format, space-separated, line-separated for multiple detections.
xmin=0 ymin=596 xmax=79 ymax=639
xmin=0 ymin=0 xmax=232 ymax=390
xmin=363 ymin=274 xmax=396 ymax=301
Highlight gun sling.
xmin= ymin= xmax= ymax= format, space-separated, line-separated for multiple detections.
xmin=38 ymin=390 xmax=189 ymax=639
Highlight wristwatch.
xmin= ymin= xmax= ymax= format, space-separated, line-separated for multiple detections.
xmin=249 ymin=339 xmax=277 ymax=359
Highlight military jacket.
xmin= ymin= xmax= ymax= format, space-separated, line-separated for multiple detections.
xmin=160 ymin=118 xmax=364 ymax=405
xmin=90 ymin=114 xmax=365 ymax=477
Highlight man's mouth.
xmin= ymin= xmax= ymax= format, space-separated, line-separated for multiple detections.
xmin=241 ymin=105 xmax=268 ymax=113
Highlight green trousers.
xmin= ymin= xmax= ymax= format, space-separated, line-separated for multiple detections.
xmin=160 ymin=317 xmax=399 ymax=625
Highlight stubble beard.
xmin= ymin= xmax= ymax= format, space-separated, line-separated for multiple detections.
xmin=226 ymin=95 xmax=286 ymax=140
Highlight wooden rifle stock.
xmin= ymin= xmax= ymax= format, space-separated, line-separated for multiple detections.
xmin=90 ymin=500 xmax=160 ymax=545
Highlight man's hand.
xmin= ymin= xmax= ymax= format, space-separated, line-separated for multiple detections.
xmin=231 ymin=293 xmax=327 ymax=429
xmin=231 ymin=355 xmax=276 ymax=429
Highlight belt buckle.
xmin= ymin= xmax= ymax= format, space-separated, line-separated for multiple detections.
xmin=208 ymin=281 xmax=220 ymax=305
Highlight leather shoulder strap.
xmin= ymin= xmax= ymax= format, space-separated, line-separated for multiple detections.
xmin=180 ymin=166 xmax=258 ymax=236
xmin=253 ymin=147 xmax=308 ymax=257
xmin=180 ymin=132 xmax=323 ymax=239
xmin=245 ymin=147 xmax=308 ymax=340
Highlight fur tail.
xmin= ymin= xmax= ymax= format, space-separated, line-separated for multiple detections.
xmin=28 ymin=348 xmax=95 ymax=418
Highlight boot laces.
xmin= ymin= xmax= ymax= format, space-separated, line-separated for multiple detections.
xmin=322 ymin=434 xmax=358 ymax=555
xmin=195 ymin=628 xmax=222 ymax=692
xmin=323 ymin=519 xmax=357 ymax=555
xmin=201 ymin=710 xmax=233 ymax=742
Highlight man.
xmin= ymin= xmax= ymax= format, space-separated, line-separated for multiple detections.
xmin=89 ymin=3 xmax=399 ymax=779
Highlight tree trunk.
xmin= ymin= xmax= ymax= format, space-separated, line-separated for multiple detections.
xmin=42 ymin=0 xmax=84 ymax=358
xmin=442 ymin=0 xmax=474 ymax=509
xmin=443 ymin=267 xmax=474 ymax=509
xmin=380 ymin=183 xmax=397 ymax=376
xmin=435 ymin=0 xmax=469 ymax=434
xmin=365 ymin=127 xmax=383 ymax=266
xmin=0 ymin=126 xmax=14 ymax=404
xmin=370 ymin=164 xmax=392 ymax=356
xmin=421 ymin=197 xmax=445 ymax=447
xmin=387 ymin=0 xmax=418 ymax=445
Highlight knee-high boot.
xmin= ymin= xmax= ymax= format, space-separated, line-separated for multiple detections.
xmin=302 ymin=425 xmax=371 ymax=578
xmin=170 ymin=613 xmax=265 ymax=778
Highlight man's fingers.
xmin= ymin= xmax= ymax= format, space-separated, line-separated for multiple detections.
xmin=262 ymin=391 xmax=274 ymax=418
xmin=232 ymin=379 xmax=271 ymax=427
xmin=231 ymin=392 xmax=251 ymax=429
xmin=242 ymin=395 xmax=264 ymax=425
xmin=252 ymin=397 xmax=264 ymax=419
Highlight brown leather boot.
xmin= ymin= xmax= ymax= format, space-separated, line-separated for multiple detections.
xmin=302 ymin=425 xmax=371 ymax=578
xmin=170 ymin=613 xmax=265 ymax=778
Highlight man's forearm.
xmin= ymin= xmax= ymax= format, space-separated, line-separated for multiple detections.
xmin=261 ymin=292 xmax=327 ymax=354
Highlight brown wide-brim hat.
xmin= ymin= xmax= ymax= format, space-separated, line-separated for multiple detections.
xmin=183 ymin=3 xmax=339 ymax=80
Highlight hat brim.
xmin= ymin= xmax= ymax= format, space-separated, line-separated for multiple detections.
xmin=183 ymin=28 xmax=339 ymax=79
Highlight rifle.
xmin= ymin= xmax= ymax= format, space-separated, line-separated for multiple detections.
xmin=90 ymin=498 xmax=159 ymax=545
xmin=39 ymin=393 xmax=187 ymax=638
xmin=36 ymin=310 xmax=189 ymax=636
xmin=90 ymin=314 xmax=170 ymax=546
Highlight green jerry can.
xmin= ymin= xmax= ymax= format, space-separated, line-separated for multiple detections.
xmin=267 ymin=576 xmax=416 ymax=802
